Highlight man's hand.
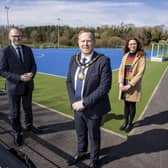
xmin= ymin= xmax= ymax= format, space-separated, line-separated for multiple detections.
xmin=20 ymin=72 xmax=33 ymax=82
xmin=24 ymin=72 xmax=33 ymax=78
xmin=72 ymin=100 xmax=85 ymax=112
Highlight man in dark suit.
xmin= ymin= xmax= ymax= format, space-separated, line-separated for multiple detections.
xmin=0 ymin=27 xmax=39 ymax=146
xmin=66 ymin=30 xmax=112 ymax=168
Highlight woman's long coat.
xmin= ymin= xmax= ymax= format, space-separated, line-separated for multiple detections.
xmin=118 ymin=51 xmax=146 ymax=102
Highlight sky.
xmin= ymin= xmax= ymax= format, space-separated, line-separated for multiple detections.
xmin=0 ymin=0 xmax=168 ymax=27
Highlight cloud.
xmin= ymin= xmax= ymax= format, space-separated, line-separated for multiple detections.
xmin=0 ymin=0 xmax=167 ymax=27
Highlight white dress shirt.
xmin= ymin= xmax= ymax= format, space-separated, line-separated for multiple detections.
xmin=74 ymin=52 xmax=93 ymax=99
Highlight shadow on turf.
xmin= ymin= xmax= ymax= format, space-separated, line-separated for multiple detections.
xmin=101 ymin=113 xmax=124 ymax=126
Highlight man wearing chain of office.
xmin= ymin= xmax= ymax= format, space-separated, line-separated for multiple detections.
xmin=66 ymin=29 xmax=112 ymax=168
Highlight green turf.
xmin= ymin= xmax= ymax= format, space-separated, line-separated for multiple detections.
xmin=0 ymin=60 xmax=167 ymax=134
xmin=31 ymin=60 xmax=168 ymax=134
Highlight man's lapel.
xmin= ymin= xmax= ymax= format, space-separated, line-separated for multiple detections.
xmin=83 ymin=51 xmax=97 ymax=92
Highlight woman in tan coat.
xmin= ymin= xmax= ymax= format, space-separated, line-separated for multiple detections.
xmin=118 ymin=38 xmax=146 ymax=132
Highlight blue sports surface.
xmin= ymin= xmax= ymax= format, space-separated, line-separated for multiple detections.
xmin=33 ymin=48 xmax=151 ymax=77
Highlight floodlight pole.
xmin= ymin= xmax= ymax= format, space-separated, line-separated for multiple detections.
xmin=4 ymin=6 xmax=10 ymax=29
xmin=57 ymin=18 xmax=60 ymax=48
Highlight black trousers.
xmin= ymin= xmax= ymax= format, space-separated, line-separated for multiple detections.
xmin=8 ymin=90 xmax=33 ymax=133
xmin=74 ymin=111 xmax=102 ymax=161
xmin=124 ymin=100 xmax=136 ymax=124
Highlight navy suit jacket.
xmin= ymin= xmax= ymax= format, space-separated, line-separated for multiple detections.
xmin=66 ymin=51 xmax=112 ymax=119
xmin=0 ymin=45 xmax=37 ymax=95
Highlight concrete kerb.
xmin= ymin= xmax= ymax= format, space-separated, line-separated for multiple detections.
xmin=32 ymin=101 xmax=127 ymax=140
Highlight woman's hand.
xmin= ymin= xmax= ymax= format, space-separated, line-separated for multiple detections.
xmin=122 ymin=84 xmax=131 ymax=91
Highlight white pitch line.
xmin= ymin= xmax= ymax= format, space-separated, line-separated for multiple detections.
xmin=33 ymin=101 xmax=74 ymax=119
xmin=38 ymin=72 xmax=66 ymax=78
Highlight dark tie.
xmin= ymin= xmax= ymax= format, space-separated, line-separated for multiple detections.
xmin=75 ymin=58 xmax=87 ymax=100
xmin=17 ymin=47 xmax=23 ymax=63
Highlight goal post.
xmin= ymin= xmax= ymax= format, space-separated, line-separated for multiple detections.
xmin=151 ymin=43 xmax=168 ymax=62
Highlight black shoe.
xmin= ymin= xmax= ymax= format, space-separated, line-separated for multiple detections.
xmin=89 ymin=160 xmax=99 ymax=168
xmin=125 ymin=123 xmax=133 ymax=132
xmin=25 ymin=126 xmax=42 ymax=134
xmin=13 ymin=132 xmax=23 ymax=146
xmin=67 ymin=152 xmax=87 ymax=166
xmin=120 ymin=122 xmax=128 ymax=131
